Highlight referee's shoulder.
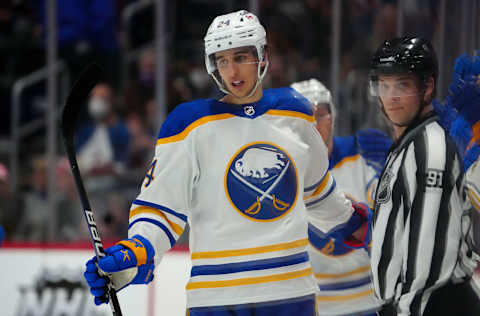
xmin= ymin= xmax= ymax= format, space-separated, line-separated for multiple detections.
xmin=422 ymin=120 xmax=454 ymax=158
xmin=423 ymin=120 xmax=448 ymax=145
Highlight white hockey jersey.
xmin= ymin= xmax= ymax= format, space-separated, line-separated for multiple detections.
xmin=308 ymin=133 xmax=390 ymax=315
xmin=467 ymin=157 xmax=480 ymax=211
xmin=127 ymin=88 xmax=361 ymax=308
xmin=465 ymin=157 xmax=480 ymax=257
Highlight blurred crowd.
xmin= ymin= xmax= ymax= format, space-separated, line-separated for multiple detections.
xmin=0 ymin=0 xmax=452 ymax=243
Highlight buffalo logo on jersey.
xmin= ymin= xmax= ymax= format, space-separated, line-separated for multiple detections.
xmin=225 ymin=143 xmax=298 ymax=221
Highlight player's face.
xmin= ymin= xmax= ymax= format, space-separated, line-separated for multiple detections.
xmin=314 ymin=104 xmax=333 ymax=147
xmin=215 ymin=47 xmax=262 ymax=103
xmin=377 ymin=74 xmax=423 ymax=126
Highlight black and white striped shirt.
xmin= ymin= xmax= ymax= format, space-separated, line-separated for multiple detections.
xmin=371 ymin=115 xmax=477 ymax=315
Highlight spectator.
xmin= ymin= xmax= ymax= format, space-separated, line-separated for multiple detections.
xmin=123 ymin=49 xmax=155 ymax=118
xmin=0 ymin=162 xmax=22 ymax=242
xmin=55 ymin=157 xmax=84 ymax=241
xmin=125 ymin=103 xmax=155 ymax=171
xmin=34 ymin=0 xmax=120 ymax=86
xmin=76 ymin=83 xmax=130 ymax=178
xmin=16 ymin=156 xmax=49 ymax=241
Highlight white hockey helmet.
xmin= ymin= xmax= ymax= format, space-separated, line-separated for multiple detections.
xmin=290 ymin=79 xmax=336 ymax=125
xmin=204 ymin=10 xmax=269 ymax=96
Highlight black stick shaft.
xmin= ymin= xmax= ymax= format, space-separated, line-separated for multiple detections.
xmin=60 ymin=63 xmax=123 ymax=316
xmin=64 ymin=144 xmax=123 ymax=316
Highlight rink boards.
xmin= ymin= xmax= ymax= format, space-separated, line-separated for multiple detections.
xmin=0 ymin=243 xmax=191 ymax=316
xmin=1 ymin=243 xmax=479 ymax=316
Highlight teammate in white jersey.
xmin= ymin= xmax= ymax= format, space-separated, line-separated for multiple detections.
xmin=433 ymin=52 xmax=480 ymax=266
xmin=292 ymin=79 xmax=390 ymax=316
xmin=83 ymin=10 xmax=371 ymax=316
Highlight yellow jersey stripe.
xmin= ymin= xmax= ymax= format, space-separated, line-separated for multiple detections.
xmin=156 ymin=113 xmax=235 ymax=145
xmin=471 ymin=121 xmax=480 ymax=144
xmin=314 ymin=265 xmax=371 ymax=279
xmin=130 ymin=206 xmax=184 ymax=236
xmin=469 ymin=188 xmax=480 ymax=211
xmin=186 ymin=267 xmax=313 ymax=290
xmin=316 ymin=289 xmax=374 ymax=301
xmin=333 ymin=154 xmax=361 ymax=169
xmin=191 ymin=239 xmax=308 ymax=260
xmin=266 ymin=109 xmax=315 ymax=122
xmin=304 ymin=172 xmax=331 ymax=200
xmin=367 ymin=185 xmax=375 ymax=208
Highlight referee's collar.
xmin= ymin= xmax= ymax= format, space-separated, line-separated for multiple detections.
xmin=390 ymin=111 xmax=438 ymax=153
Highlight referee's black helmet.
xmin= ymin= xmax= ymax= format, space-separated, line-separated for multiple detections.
xmin=370 ymin=36 xmax=438 ymax=95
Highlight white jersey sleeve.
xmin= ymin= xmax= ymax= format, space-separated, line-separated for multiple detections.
xmin=128 ymin=115 xmax=197 ymax=262
xmin=302 ymin=124 xmax=356 ymax=235
xmin=466 ymin=157 xmax=480 ymax=255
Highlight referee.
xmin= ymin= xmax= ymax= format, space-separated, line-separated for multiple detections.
xmin=368 ymin=36 xmax=480 ymax=315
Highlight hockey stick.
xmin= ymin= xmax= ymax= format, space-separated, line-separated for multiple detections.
xmin=59 ymin=63 xmax=123 ymax=316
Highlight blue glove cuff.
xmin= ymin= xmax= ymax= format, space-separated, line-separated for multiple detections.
xmin=116 ymin=234 xmax=155 ymax=266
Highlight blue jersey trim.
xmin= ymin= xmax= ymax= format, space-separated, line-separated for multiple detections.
xmin=190 ymin=252 xmax=309 ymax=277
xmin=308 ymin=212 xmax=362 ymax=242
xmin=305 ymin=178 xmax=336 ymax=207
xmin=132 ymin=199 xmax=188 ymax=222
xmin=308 ymin=225 xmax=353 ymax=256
xmin=158 ymin=87 xmax=313 ymax=140
xmin=304 ymin=172 xmax=328 ymax=192
xmin=318 ymin=276 xmax=372 ymax=291
xmin=129 ymin=218 xmax=176 ymax=247
xmin=189 ymin=294 xmax=315 ymax=312
xmin=329 ymin=136 xmax=358 ymax=169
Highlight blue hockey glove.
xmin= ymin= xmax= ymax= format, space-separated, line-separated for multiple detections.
xmin=450 ymin=117 xmax=474 ymax=157
xmin=344 ymin=202 xmax=373 ymax=252
xmin=356 ymin=129 xmax=392 ymax=173
xmin=433 ymin=99 xmax=458 ymax=132
xmin=83 ymin=234 xmax=155 ymax=305
xmin=446 ymin=53 xmax=480 ymax=127
xmin=464 ymin=143 xmax=480 ymax=172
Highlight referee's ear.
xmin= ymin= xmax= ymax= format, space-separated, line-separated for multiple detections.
xmin=423 ymin=77 xmax=435 ymax=104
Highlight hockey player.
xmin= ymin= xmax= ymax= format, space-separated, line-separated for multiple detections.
xmin=291 ymin=79 xmax=389 ymax=316
xmin=368 ymin=36 xmax=480 ymax=315
xmin=433 ymin=51 xmax=480 ymax=288
xmin=83 ymin=10 xmax=371 ymax=316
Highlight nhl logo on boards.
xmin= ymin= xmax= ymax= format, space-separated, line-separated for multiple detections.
xmin=244 ymin=105 xmax=255 ymax=116
xmin=224 ymin=142 xmax=298 ymax=221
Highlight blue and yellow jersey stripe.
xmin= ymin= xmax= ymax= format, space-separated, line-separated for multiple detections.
xmin=191 ymin=238 xmax=308 ymax=260
xmin=186 ymin=267 xmax=313 ymax=290
xmin=157 ymin=113 xmax=234 ymax=145
xmin=304 ymin=172 xmax=336 ymax=208
xmin=316 ymin=289 xmax=374 ymax=302
xmin=156 ymin=88 xmax=314 ymax=145
xmin=332 ymin=154 xmax=361 ymax=170
xmin=467 ymin=181 xmax=480 ymax=211
xmin=128 ymin=199 xmax=187 ymax=247
xmin=187 ymin=238 xmax=312 ymax=290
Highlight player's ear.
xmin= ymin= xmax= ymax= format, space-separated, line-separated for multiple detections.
xmin=423 ymin=77 xmax=434 ymax=102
